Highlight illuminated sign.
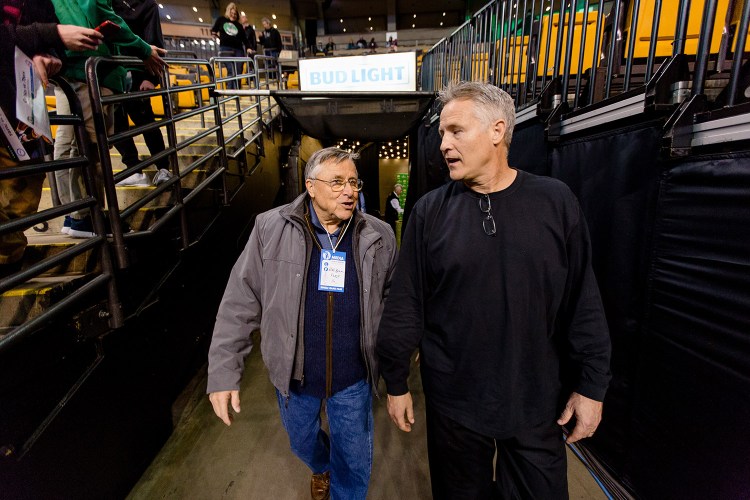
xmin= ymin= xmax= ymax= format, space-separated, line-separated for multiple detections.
xmin=299 ymin=52 xmax=416 ymax=91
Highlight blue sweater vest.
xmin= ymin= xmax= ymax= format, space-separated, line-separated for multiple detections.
xmin=296 ymin=224 xmax=365 ymax=398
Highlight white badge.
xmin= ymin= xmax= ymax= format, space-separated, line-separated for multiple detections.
xmin=0 ymin=107 xmax=29 ymax=161
xmin=15 ymin=46 xmax=52 ymax=142
xmin=318 ymin=250 xmax=346 ymax=292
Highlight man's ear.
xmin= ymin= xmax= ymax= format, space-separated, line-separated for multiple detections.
xmin=305 ymin=179 xmax=315 ymax=198
xmin=492 ymin=120 xmax=506 ymax=146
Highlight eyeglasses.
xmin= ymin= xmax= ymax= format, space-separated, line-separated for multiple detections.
xmin=310 ymin=177 xmax=364 ymax=192
xmin=479 ymin=194 xmax=496 ymax=236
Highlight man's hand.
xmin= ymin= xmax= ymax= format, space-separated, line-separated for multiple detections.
xmin=139 ymin=80 xmax=155 ymax=91
xmin=208 ymin=390 xmax=241 ymax=426
xmin=557 ymin=392 xmax=603 ymax=443
xmin=143 ymin=46 xmax=168 ymax=76
xmin=57 ymin=24 xmax=103 ymax=51
xmin=32 ymin=54 xmax=62 ymax=88
xmin=387 ymin=392 xmax=415 ymax=432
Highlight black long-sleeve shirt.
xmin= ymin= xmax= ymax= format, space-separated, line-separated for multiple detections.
xmin=259 ymin=26 xmax=281 ymax=52
xmin=0 ymin=0 xmax=63 ymax=130
xmin=377 ymin=170 xmax=612 ymax=438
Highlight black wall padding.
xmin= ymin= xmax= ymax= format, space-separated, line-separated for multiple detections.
xmin=549 ymin=121 xmax=663 ymax=493
xmin=357 ymin=143 xmax=380 ymax=215
xmin=631 ymin=153 xmax=750 ymax=499
xmin=405 ymin=120 xmax=449 ymax=228
xmin=509 ymin=120 xmax=550 ymax=176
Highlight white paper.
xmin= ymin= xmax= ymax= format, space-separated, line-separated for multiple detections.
xmin=15 ymin=46 xmax=52 ymax=142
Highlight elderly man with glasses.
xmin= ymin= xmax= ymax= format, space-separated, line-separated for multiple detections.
xmin=377 ymin=81 xmax=612 ymax=499
xmin=207 ymin=147 xmax=397 ymax=500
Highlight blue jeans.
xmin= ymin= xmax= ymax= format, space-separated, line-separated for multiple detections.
xmin=276 ymin=379 xmax=373 ymax=499
xmin=219 ymin=46 xmax=245 ymax=89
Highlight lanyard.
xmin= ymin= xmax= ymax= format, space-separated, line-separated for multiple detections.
xmin=325 ymin=216 xmax=353 ymax=252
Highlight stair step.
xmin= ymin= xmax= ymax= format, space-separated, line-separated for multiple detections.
xmin=0 ymin=274 xmax=93 ymax=328
xmin=22 ymin=235 xmax=99 ymax=275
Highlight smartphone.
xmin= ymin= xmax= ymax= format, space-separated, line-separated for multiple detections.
xmin=95 ymin=20 xmax=121 ymax=39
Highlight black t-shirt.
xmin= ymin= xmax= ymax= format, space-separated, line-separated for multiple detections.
xmin=377 ymin=170 xmax=611 ymax=438
xmin=212 ymin=16 xmax=247 ymax=50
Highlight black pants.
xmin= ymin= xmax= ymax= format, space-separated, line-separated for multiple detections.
xmin=425 ymin=406 xmax=568 ymax=500
xmin=113 ymin=72 xmax=167 ymax=172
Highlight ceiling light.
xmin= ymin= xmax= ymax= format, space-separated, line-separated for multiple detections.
xmin=198 ymin=17 xmax=203 ymax=22
xmin=368 ymin=17 xmax=371 ymax=21
xmin=370 ymin=26 xmax=373 ymax=30
xmin=440 ymin=22 xmax=443 ymax=26
xmin=413 ymin=14 xmax=417 ymax=18
xmin=166 ymin=14 xmax=171 ymax=19
xmin=443 ymin=12 xmax=446 ymax=16
xmin=179 ymin=42 xmax=184 ymax=47
xmin=192 ymin=6 xmax=197 ymax=12
xmin=343 ymin=28 xmax=347 ymax=32
xmin=340 ymin=18 xmax=343 ymax=22
xmin=158 ymin=3 xmax=163 ymax=8
xmin=273 ymin=24 xmax=277 ymax=28
xmin=272 ymin=14 xmax=277 ymax=19
xmin=412 ymin=23 xmax=415 ymax=28
xmin=240 ymin=11 xmax=245 ymax=16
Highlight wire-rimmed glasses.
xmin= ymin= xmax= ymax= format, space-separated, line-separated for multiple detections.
xmin=479 ymin=194 xmax=496 ymax=236
xmin=310 ymin=177 xmax=364 ymax=192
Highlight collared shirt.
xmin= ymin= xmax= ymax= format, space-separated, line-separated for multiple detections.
xmin=307 ymin=200 xmax=350 ymax=250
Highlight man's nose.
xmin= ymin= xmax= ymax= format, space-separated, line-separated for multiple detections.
xmin=440 ymin=137 xmax=450 ymax=154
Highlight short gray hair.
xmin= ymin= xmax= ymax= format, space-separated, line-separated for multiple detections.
xmin=305 ymin=147 xmax=360 ymax=179
xmin=438 ymin=81 xmax=516 ymax=150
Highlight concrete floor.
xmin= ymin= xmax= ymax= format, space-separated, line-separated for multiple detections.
xmin=128 ymin=333 xmax=607 ymax=499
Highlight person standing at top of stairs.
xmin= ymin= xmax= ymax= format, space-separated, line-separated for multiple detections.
xmin=112 ymin=0 xmax=174 ymax=188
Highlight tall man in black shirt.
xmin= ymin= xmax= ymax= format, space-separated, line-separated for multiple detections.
xmin=377 ymin=81 xmax=612 ymax=499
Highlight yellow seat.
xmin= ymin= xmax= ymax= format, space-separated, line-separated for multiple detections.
xmin=287 ymin=71 xmax=299 ymax=89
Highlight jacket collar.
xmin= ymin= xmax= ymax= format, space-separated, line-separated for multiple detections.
xmin=280 ymin=192 xmax=381 ymax=246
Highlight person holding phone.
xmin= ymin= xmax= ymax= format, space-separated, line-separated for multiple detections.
xmin=50 ymin=0 xmax=168 ymax=238
xmin=0 ymin=0 xmax=104 ymax=278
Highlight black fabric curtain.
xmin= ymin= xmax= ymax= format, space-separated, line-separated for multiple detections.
xmin=630 ymin=151 xmax=750 ymax=499
xmin=549 ymin=122 xmax=663 ymax=491
xmin=405 ymin=119 xmax=449 ymax=228
xmin=509 ymin=120 xmax=550 ymax=176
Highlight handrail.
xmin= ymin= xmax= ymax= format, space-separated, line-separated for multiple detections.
xmin=1 ymin=51 xmax=282 ymax=352
xmin=85 ymin=55 xmax=231 ymax=260
xmin=419 ymin=0 xmax=748 ymax=118
xmin=0 ymin=76 xmax=122 ymax=352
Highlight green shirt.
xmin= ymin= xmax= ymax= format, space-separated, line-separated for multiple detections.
xmin=50 ymin=0 xmax=152 ymax=92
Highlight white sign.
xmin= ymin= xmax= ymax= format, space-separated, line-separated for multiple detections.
xmin=299 ymin=52 xmax=416 ymax=92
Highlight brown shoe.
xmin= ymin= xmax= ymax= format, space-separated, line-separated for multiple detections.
xmin=310 ymin=471 xmax=330 ymax=500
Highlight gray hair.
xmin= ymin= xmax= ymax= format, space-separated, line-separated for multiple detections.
xmin=305 ymin=147 xmax=360 ymax=179
xmin=261 ymin=17 xmax=271 ymax=24
xmin=438 ymin=81 xmax=516 ymax=150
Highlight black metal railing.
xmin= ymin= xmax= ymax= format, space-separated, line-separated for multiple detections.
xmin=0 ymin=77 xmax=122 ymax=353
xmin=86 ymin=56 xmax=229 ymax=261
xmin=0 ymin=50 xmax=281 ymax=350
xmin=421 ymin=0 xmax=750 ymax=115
